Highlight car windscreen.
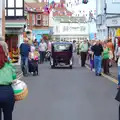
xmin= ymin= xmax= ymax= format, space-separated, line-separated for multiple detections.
xmin=53 ymin=44 xmax=72 ymax=52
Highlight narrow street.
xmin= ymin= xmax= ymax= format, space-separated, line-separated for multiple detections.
xmin=13 ymin=57 xmax=118 ymax=120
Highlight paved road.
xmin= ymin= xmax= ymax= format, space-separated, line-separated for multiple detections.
xmin=13 ymin=57 xmax=118 ymax=120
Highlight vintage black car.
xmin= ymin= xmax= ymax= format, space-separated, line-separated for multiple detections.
xmin=50 ymin=42 xmax=73 ymax=69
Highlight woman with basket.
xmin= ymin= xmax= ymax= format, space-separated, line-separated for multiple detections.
xmin=0 ymin=37 xmax=16 ymax=120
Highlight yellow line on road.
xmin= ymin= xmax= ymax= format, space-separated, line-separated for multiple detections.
xmin=86 ymin=65 xmax=118 ymax=85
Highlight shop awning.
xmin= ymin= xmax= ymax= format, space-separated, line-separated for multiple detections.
xmin=5 ymin=19 xmax=26 ymax=28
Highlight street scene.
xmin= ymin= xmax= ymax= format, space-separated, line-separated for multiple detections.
xmin=13 ymin=57 xmax=118 ymax=120
xmin=0 ymin=0 xmax=120 ymax=120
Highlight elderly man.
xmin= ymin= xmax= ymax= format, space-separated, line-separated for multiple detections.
xmin=20 ymin=38 xmax=30 ymax=76
xmin=79 ymin=40 xmax=88 ymax=67
xmin=0 ymin=36 xmax=8 ymax=56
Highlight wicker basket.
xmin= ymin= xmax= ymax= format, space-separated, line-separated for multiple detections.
xmin=14 ymin=88 xmax=28 ymax=101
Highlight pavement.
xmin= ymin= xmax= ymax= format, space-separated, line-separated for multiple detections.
xmin=14 ymin=65 xmax=22 ymax=76
xmin=13 ymin=56 xmax=118 ymax=120
xmin=86 ymin=59 xmax=118 ymax=80
xmin=109 ymin=61 xmax=118 ymax=79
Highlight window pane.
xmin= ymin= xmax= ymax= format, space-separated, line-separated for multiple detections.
xmin=8 ymin=0 xmax=14 ymax=7
xmin=8 ymin=9 xmax=14 ymax=16
xmin=16 ymin=0 xmax=23 ymax=7
xmin=37 ymin=14 xmax=41 ymax=19
xmin=5 ymin=0 xmax=6 ymax=8
xmin=16 ymin=9 xmax=23 ymax=16
xmin=37 ymin=20 xmax=41 ymax=25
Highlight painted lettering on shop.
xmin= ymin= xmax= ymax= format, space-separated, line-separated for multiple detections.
xmin=69 ymin=26 xmax=86 ymax=32
xmin=112 ymin=19 xmax=118 ymax=24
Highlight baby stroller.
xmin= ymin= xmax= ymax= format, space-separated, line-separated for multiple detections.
xmin=29 ymin=51 xmax=39 ymax=76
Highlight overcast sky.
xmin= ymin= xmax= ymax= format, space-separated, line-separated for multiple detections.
xmin=41 ymin=0 xmax=96 ymax=17
xmin=48 ymin=0 xmax=96 ymax=13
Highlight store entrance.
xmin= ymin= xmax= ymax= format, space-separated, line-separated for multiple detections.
xmin=5 ymin=34 xmax=19 ymax=63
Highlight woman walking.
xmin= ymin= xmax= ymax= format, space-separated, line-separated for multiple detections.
xmin=102 ymin=42 xmax=110 ymax=75
xmin=0 ymin=37 xmax=16 ymax=120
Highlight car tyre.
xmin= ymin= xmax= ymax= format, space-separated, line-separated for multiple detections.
xmin=70 ymin=65 xmax=72 ymax=69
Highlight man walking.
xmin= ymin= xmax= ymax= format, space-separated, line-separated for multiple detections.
xmin=91 ymin=40 xmax=103 ymax=76
xmin=79 ymin=40 xmax=88 ymax=67
xmin=20 ymin=38 xmax=30 ymax=76
xmin=39 ymin=39 xmax=47 ymax=63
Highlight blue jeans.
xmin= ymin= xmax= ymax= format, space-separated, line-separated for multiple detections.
xmin=94 ymin=55 xmax=102 ymax=74
xmin=0 ymin=85 xmax=15 ymax=120
xmin=118 ymin=66 xmax=120 ymax=85
xmin=21 ymin=56 xmax=28 ymax=75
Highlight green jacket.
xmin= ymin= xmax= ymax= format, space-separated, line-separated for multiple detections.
xmin=103 ymin=48 xmax=110 ymax=59
xmin=0 ymin=63 xmax=16 ymax=85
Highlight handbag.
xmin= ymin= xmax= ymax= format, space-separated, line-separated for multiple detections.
xmin=12 ymin=79 xmax=28 ymax=101
xmin=115 ymin=88 xmax=120 ymax=102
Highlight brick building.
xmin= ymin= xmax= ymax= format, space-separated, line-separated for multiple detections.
xmin=5 ymin=0 xmax=26 ymax=63
xmin=25 ymin=2 xmax=51 ymax=43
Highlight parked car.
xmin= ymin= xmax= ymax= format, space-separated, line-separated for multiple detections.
xmin=50 ymin=42 xmax=73 ymax=69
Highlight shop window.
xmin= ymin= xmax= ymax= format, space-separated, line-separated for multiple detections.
xmin=36 ymin=14 xmax=42 ymax=26
xmin=5 ymin=35 xmax=19 ymax=63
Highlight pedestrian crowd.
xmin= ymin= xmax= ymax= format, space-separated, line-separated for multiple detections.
xmin=77 ymin=38 xmax=120 ymax=88
xmin=20 ymin=37 xmax=51 ymax=77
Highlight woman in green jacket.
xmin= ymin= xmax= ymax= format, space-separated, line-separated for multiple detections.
xmin=102 ymin=42 xmax=110 ymax=74
xmin=0 ymin=38 xmax=16 ymax=120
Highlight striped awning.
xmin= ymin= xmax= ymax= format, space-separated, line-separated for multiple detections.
xmin=5 ymin=20 xmax=26 ymax=28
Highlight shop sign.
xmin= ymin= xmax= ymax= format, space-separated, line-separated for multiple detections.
xmin=113 ymin=0 xmax=120 ymax=3
xmin=106 ymin=17 xmax=120 ymax=27
xmin=112 ymin=19 xmax=118 ymax=24
xmin=32 ymin=29 xmax=50 ymax=35
xmin=6 ymin=28 xmax=24 ymax=34
xmin=116 ymin=28 xmax=120 ymax=37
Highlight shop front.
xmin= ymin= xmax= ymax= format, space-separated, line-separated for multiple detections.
xmin=53 ymin=35 xmax=89 ymax=42
xmin=32 ymin=28 xmax=53 ymax=43
xmin=106 ymin=17 xmax=120 ymax=43
xmin=5 ymin=20 xmax=25 ymax=63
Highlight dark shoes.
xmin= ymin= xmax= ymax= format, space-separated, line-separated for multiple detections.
xmin=23 ymin=74 xmax=28 ymax=77
xmin=96 ymin=73 xmax=101 ymax=76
